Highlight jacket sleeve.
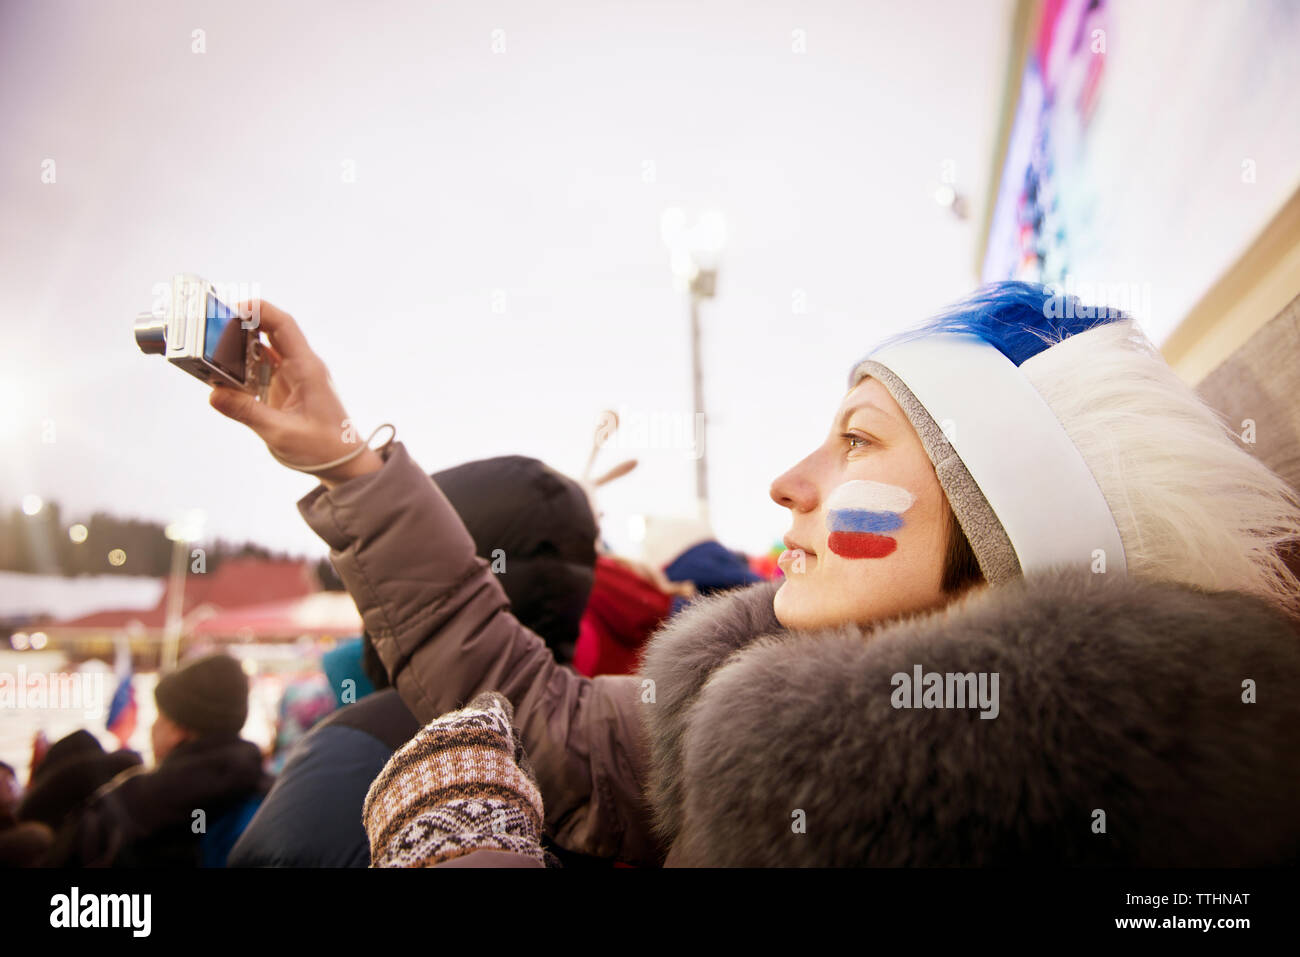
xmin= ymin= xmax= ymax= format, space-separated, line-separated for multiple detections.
xmin=297 ymin=441 xmax=662 ymax=865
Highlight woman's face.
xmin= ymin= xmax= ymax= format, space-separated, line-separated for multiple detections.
xmin=769 ymin=376 xmax=951 ymax=630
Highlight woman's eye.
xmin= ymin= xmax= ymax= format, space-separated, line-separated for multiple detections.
xmin=842 ymin=432 xmax=872 ymax=451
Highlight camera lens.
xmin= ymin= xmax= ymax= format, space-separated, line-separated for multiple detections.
xmin=133 ymin=313 xmax=167 ymax=354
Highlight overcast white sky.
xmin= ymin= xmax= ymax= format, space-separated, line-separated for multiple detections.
xmin=1 ymin=0 xmax=1010 ymax=564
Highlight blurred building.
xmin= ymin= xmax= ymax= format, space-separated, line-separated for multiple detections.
xmin=30 ymin=558 xmax=323 ymax=664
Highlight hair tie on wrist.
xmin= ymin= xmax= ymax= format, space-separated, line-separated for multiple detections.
xmin=271 ymin=423 xmax=396 ymax=475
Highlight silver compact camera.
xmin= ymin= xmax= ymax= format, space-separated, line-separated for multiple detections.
xmin=133 ymin=274 xmax=273 ymax=402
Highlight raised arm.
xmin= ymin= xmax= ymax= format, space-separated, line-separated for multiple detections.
xmin=208 ymin=300 xmax=662 ymax=864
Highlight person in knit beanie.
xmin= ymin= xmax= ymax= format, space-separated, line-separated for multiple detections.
xmin=36 ymin=653 xmax=270 ymax=867
xmin=152 ymin=652 xmax=250 ymax=761
xmin=362 ymin=692 xmax=550 ymax=868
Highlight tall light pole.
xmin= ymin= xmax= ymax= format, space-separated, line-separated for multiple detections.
xmin=661 ymin=208 xmax=727 ymax=522
xmin=161 ymin=509 xmax=205 ymax=671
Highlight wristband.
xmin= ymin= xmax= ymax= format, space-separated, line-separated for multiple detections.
xmin=270 ymin=423 xmax=396 ymax=475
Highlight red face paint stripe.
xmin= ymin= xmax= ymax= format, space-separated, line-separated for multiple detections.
xmin=827 ymin=531 xmax=897 ymax=559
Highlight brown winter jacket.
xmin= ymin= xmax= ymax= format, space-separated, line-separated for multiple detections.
xmin=300 ymin=441 xmax=1300 ymax=867
xmin=299 ymin=441 xmax=663 ymax=865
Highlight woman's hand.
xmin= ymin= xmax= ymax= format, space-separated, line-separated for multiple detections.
xmin=207 ymin=299 xmax=384 ymax=489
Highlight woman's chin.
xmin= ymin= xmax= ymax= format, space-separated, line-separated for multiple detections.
xmin=773 ymin=576 xmax=810 ymax=629
xmin=775 ymin=571 xmax=865 ymax=631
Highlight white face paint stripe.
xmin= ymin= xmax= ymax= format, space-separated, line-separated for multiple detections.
xmin=825 ymin=479 xmax=915 ymax=514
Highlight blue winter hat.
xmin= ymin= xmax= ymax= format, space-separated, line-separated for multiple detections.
xmin=321 ymin=637 xmax=375 ymax=707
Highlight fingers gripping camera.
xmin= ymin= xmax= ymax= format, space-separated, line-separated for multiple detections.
xmin=133 ymin=274 xmax=274 ymax=402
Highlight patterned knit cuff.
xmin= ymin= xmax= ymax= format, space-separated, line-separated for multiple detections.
xmin=363 ymin=692 xmax=546 ymax=867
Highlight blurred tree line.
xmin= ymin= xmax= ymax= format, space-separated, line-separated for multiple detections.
xmin=0 ymin=501 xmax=344 ymax=590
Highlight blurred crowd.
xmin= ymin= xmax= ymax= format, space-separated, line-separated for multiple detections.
xmin=1 ymin=452 xmax=771 ymax=868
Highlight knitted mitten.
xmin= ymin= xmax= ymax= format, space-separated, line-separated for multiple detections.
xmin=362 ymin=691 xmax=547 ymax=867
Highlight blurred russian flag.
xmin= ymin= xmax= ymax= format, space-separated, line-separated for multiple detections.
xmin=105 ymin=636 xmax=137 ymax=749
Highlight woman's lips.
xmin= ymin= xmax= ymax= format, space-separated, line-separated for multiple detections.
xmin=778 ymin=537 xmax=816 ymax=572
xmin=782 ymin=535 xmax=816 ymax=556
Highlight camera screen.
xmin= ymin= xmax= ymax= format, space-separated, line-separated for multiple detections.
xmin=204 ymin=292 xmax=247 ymax=382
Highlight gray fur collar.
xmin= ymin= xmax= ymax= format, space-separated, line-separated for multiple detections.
xmin=638 ymin=567 xmax=1300 ymax=866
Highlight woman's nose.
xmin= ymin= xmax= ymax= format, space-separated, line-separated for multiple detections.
xmin=770 ymin=458 xmax=820 ymax=513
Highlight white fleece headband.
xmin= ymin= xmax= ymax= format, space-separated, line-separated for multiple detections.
xmin=850 ymin=331 xmax=1126 ymax=584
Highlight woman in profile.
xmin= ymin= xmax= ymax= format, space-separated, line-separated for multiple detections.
xmin=209 ymin=281 xmax=1300 ymax=866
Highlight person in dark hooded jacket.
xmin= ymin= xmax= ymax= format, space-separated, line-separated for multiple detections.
xmin=16 ymin=730 xmax=142 ymax=837
xmin=229 ymin=454 xmax=599 ymax=867
xmin=44 ymin=654 xmax=271 ymax=867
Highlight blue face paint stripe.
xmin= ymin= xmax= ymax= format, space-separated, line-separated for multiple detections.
xmin=827 ymin=508 xmax=904 ymax=534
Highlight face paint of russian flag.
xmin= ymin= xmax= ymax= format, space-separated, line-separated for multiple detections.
xmin=824 ymin=480 xmax=916 ymax=559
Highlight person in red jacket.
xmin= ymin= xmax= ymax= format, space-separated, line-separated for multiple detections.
xmin=573 ymin=554 xmax=690 ymax=677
